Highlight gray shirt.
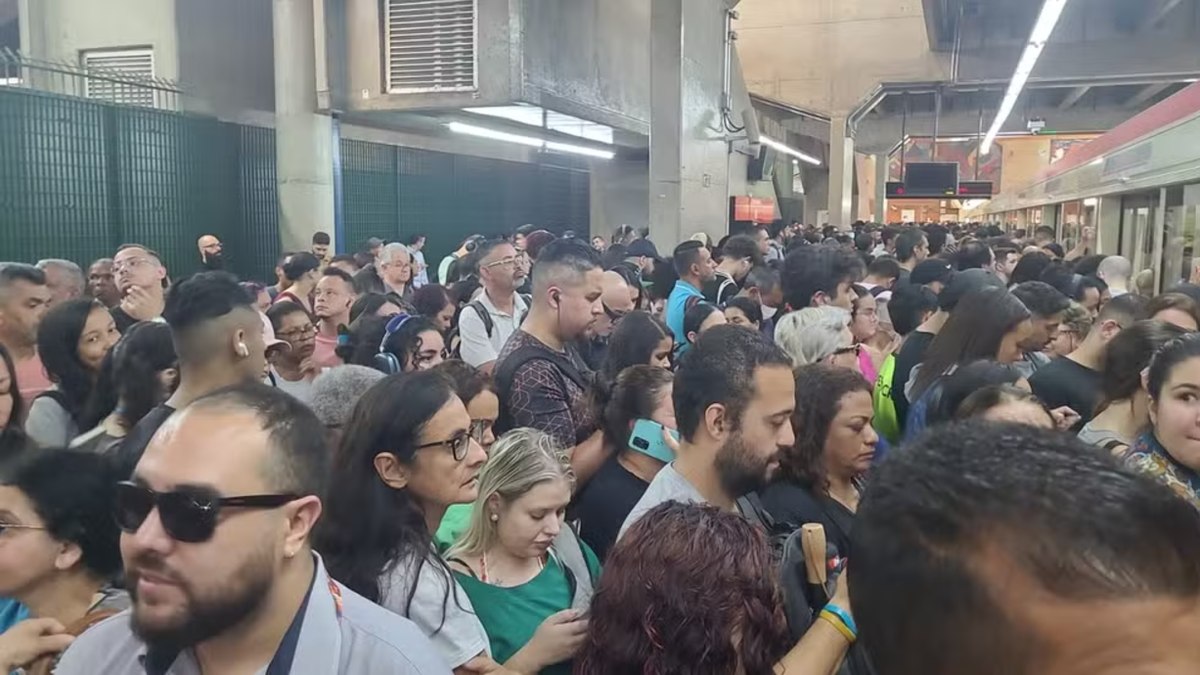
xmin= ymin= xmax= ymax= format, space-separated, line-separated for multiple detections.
xmin=618 ymin=462 xmax=708 ymax=541
xmin=378 ymin=552 xmax=491 ymax=668
xmin=25 ymin=389 xmax=77 ymax=448
xmin=53 ymin=554 xmax=452 ymax=675
xmin=1077 ymin=421 xmax=1131 ymax=451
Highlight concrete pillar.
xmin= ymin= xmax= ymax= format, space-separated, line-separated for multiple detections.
xmin=273 ymin=0 xmax=336 ymax=253
xmin=590 ymin=158 xmax=650 ymax=240
xmin=828 ymin=116 xmax=854 ymax=229
xmin=649 ymin=0 xmax=733 ymax=246
xmin=874 ymin=153 xmax=888 ymax=223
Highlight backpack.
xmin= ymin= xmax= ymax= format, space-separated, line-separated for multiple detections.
xmin=551 ymin=525 xmax=596 ymax=612
xmin=493 ymin=344 xmax=590 ymax=435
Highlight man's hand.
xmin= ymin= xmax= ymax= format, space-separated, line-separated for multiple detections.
xmin=0 ymin=618 xmax=75 ymax=670
xmin=122 ymin=285 xmax=164 ymax=321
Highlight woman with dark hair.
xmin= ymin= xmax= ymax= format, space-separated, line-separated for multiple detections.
xmin=1124 ymin=333 xmax=1200 ymax=510
xmin=572 ymin=365 xmax=675 ymax=559
xmin=904 ymin=287 xmax=1033 ymax=440
xmin=314 ymin=370 xmax=495 ymax=671
xmin=955 ymin=385 xmax=1055 ymax=428
xmin=434 ymin=359 xmax=502 ymax=549
xmin=724 ymin=296 xmax=763 ymax=331
xmin=412 ymin=284 xmax=456 ymax=334
xmin=25 ymin=300 xmax=118 ymax=447
xmin=0 ymin=344 xmax=31 ymax=467
xmin=927 ymin=360 xmax=1028 ymax=427
xmin=759 ymin=364 xmax=876 ymax=557
xmin=342 ymin=314 xmax=447 ymax=374
xmin=0 ymin=450 xmax=127 ymax=672
xmin=682 ymin=301 xmax=726 ymax=347
xmin=273 ymin=251 xmax=321 ymax=314
xmin=1080 ymin=320 xmax=1187 ymax=453
xmin=848 ymin=286 xmax=886 ymax=384
xmin=348 ymin=292 xmax=405 ymax=324
xmin=1146 ymin=292 xmax=1200 ymax=331
xmin=72 ymin=322 xmax=178 ymax=455
xmin=575 ymin=503 xmax=796 ymax=675
xmin=599 ymin=311 xmax=673 ymax=385
xmin=239 ymin=281 xmax=271 ymax=312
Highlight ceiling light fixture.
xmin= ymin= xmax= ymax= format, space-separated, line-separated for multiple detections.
xmin=760 ymin=134 xmax=822 ymax=166
xmin=981 ymin=0 xmax=1071 ymax=155
xmin=447 ymin=122 xmax=615 ymax=160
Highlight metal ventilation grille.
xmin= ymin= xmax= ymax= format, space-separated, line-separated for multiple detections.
xmin=386 ymin=0 xmax=477 ymax=94
xmin=81 ymin=48 xmax=155 ymax=107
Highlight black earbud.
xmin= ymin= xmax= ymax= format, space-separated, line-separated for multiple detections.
xmin=551 ymin=291 xmax=561 ymax=307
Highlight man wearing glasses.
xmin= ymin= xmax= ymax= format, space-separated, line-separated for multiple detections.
xmin=458 ymin=239 xmax=528 ymax=375
xmin=578 ymin=270 xmax=635 ymax=370
xmin=55 ymin=384 xmax=450 ymax=674
xmin=112 ymin=244 xmax=169 ymax=333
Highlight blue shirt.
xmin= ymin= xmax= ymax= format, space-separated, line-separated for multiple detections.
xmin=0 ymin=598 xmax=28 ymax=633
xmin=666 ymin=280 xmax=704 ymax=354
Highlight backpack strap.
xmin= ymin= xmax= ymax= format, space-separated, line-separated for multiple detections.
xmin=716 ymin=277 xmax=738 ymax=306
xmin=494 ymin=345 xmax=589 ymax=394
xmin=468 ymin=300 xmax=495 ymax=338
xmin=551 ymin=525 xmax=594 ymax=611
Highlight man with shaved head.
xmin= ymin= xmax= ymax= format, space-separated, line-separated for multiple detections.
xmin=197 ymin=234 xmax=223 ymax=271
xmin=577 ymin=269 xmax=636 ymax=369
xmin=494 ymin=239 xmax=607 ymax=482
xmin=114 ymin=271 xmax=268 ymax=477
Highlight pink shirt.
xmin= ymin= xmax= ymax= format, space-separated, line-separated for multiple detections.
xmin=14 ymin=353 xmax=51 ymax=400
xmin=312 ymin=332 xmax=342 ymax=370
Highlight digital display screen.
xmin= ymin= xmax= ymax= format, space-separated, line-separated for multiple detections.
xmin=904 ymin=163 xmax=959 ymax=195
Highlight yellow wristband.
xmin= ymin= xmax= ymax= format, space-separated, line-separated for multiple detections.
xmin=819 ymin=610 xmax=857 ymax=644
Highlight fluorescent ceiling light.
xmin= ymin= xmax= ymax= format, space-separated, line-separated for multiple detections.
xmin=981 ymin=0 xmax=1070 ymax=155
xmin=760 ymin=135 xmax=822 ymax=166
xmin=447 ymin=122 xmax=614 ymax=160
xmin=1090 ymin=157 xmax=1104 ymax=166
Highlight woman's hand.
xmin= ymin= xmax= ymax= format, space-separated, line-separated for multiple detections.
xmin=0 ymin=618 xmax=75 ymax=670
xmin=506 ymin=609 xmax=588 ymax=672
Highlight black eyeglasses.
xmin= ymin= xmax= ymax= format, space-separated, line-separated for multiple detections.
xmin=603 ymin=302 xmax=628 ymax=323
xmin=114 ymin=481 xmax=299 ymax=543
xmin=833 ymin=344 xmax=862 ymax=358
xmin=415 ymin=426 xmax=483 ymax=462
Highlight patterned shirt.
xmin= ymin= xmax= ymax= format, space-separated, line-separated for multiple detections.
xmin=1123 ymin=432 xmax=1200 ymax=511
xmin=495 ymin=330 xmax=597 ymax=448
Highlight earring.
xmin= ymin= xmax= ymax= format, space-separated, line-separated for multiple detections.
xmin=490 ymin=513 xmax=499 ymax=523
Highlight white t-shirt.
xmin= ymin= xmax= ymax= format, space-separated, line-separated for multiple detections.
xmin=458 ymin=291 xmax=528 ymax=368
xmin=271 ymin=368 xmax=314 ymax=404
xmin=379 ymin=552 xmax=491 ymax=668
xmin=411 ymin=248 xmax=429 ymax=288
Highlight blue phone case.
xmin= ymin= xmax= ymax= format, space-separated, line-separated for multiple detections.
xmin=628 ymin=419 xmax=679 ymax=463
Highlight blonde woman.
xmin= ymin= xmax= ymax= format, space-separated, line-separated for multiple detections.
xmin=447 ymin=428 xmax=600 ymax=675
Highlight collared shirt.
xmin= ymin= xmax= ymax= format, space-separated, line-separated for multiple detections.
xmin=410 ymin=248 xmax=429 ymax=288
xmin=458 ymin=291 xmax=528 ymax=368
xmin=665 ymin=280 xmax=704 ymax=353
xmin=53 ymin=554 xmax=452 ymax=675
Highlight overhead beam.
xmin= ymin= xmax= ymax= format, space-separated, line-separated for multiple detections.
xmin=1058 ymin=86 xmax=1090 ymax=110
xmin=1126 ymin=83 xmax=1171 ymax=107
xmin=1144 ymin=0 xmax=1185 ymax=30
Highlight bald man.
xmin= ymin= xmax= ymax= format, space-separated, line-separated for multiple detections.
xmin=577 ymin=269 xmax=635 ymax=370
xmin=198 ymin=234 xmax=224 ymax=271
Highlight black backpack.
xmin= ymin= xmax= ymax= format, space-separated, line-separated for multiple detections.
xmin=493 ymin=344 xmax=589 ymax=436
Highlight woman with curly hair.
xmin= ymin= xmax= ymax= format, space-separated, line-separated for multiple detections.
xmin=575 ymin=502 xmax=793 ymax=675
xmin=759 ymin=363 xmax=877 ymax=557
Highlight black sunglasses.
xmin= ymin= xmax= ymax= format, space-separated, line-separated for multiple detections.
xmin=114 ymin=481 xmax=299 ymax=544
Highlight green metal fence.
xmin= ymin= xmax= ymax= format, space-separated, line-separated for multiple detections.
xmin=0 ymin=87 xmax=590 ymax=284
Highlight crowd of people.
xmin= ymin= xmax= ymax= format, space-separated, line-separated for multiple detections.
xmin=0 ymin=218 xmax=1198 ymax=674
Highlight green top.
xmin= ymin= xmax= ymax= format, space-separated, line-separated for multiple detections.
xmin=435 ymin=503 xmax=473 ymax=551
xmin=452 ymin=544 xmax=601 ymax=675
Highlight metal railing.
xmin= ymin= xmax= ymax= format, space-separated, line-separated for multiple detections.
xmin=0 ymin=48 xmax=183 ymax=111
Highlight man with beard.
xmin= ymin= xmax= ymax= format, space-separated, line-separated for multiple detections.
xmin=618 ymin=324 xmax=796 ymax=539
xmin=88 ymin=258 xmax=122 ymax=308
xmin=197 ymin=235 xmax=224 ymax=271
xmin=55 ymin=383 xmax=451 ymax=674
xmin=266 ymin=301 xmax=319 ymax=403
xmin=112 ymin=244 xmax=169 ymax=333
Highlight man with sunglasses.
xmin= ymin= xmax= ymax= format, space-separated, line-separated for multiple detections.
xmin=577 ymin=269 xmax=635 ymax=370
xmin=56 ymin=384 xmax=450 ymax=674
xmin=114 ymin=272 xmax=270 ymax=479
xmin=458 ymin=239 xmax=529 ymax=374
